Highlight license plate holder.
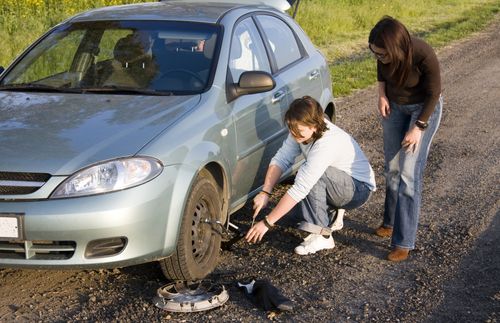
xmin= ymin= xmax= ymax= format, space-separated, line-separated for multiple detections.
xmin=0 ymin=213 xmax=25 ymax=241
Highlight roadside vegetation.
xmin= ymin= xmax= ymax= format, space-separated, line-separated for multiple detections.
xmin=299 ymin=0 xmax=500 ymax=96
xmin=1 ymin=0 xmax=499 ymax=96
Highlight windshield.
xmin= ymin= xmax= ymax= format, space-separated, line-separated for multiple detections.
xmin=0 ymin=21 xmax=220 ymax=95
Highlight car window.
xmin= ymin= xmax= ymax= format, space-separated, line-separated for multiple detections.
xmin=96 ymin=29 xmax=134 ymax=63
xmin=3 ymin=30 xmax=85 ymax=86
xmin=256 ymin=15 xmax=302 ymax=70
xmin=1 ymin=21 xmax=220 ymax=95
xmin=229 ymin=17 xmax=271 ymax=82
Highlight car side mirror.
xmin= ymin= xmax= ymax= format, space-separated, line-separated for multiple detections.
xmin=227 ymin=71 xmax=276 ymax=102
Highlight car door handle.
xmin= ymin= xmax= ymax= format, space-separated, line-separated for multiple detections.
xmin=309 ymin=70 xmax=320 ymax=80
xmin=271 ymin=90 xmax=286 ymax=104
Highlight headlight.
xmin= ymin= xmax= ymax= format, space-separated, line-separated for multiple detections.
xmin=51 ymin=157 xmax=163 ymax=198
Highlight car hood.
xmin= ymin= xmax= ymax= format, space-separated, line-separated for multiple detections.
xmin=0 ymin=92 xmax=200 ymax=175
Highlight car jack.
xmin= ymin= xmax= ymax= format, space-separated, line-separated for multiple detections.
xmin=201 ymin=218 xmax=246 ymax=250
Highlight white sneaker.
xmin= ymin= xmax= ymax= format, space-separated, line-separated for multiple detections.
xmin=297 ymin=233 xmax=315 ymax=246
xmin=294 ymin=234 xmax=335 ymax=255
xmin=330 ymin=209 xmax=345 ymax=231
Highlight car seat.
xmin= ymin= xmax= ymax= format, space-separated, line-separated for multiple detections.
xmin=151 ymin=36 xmax=212 ymax=91
xmin=102 ymin=33 xmax=155 ymax=88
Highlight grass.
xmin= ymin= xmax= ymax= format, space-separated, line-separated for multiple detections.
xmin=317 ymin=1 xmax=500 ymax=96
xmin=296 ymin=0 xmax=500 ymax=61
xmin=1 ymin=0 xmax=499 ymax=97
xmin=0 ymin=0 xmax=145 ymax=67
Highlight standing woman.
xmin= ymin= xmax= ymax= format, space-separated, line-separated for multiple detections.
xmin=368 ymin=16 xmax=442 ymax=261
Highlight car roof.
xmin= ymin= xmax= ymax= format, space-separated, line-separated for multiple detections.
xmin=160 ymin=0 xmax=291 ymax=12
xmin=69 ymin=0 xmax=290 ymax=24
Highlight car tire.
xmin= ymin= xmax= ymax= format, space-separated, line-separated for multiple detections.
xmin=160 ymin=171 xmax=222 ymax=281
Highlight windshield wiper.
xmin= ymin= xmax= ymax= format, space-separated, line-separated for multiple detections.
xmin=0 ymin=83 xmax=82 ymax=93
xmin=80 ymin=85 xmax=174 ymax=96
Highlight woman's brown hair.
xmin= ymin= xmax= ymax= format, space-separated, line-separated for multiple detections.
xmin=285 ymin=96 xmax=328 ymax=142
xmin=369 ymin=16 xmax=413 ymax=87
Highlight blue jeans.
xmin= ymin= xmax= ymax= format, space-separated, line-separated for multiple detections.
xmin=299 ymin=167 xmax=372 ymax=228
xmin=382 ymin=97 xmax=443 ymax=249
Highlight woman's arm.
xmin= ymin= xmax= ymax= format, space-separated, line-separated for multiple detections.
xmin=378 ymin=81 xmax=391 ymax=118
xmin=252 ymin=164 xmax=283 ymax=218
xmin=246 ymin=192 xmax=297 ymax=243
xmin=246 ymin=165 xmax=296 ymax=244
xmin=417 ymin=40 xmax=441 ymax=122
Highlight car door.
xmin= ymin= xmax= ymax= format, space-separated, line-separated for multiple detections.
xmin=227 ymin=16 xmax=289 ymax=205
xmin=255 ymin=14 xmax=323 ymax=107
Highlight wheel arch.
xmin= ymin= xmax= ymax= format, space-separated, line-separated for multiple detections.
xmin=200 ymin=161 xmax=229 ymax=224
xmin=160 ymin=160 xmax=229 ymax=280
xmin=324 ymin=101 xmax=336 ymax=124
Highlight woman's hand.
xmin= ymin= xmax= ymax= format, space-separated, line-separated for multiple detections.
xmin=245 ymin=220 xmax=269 ymax=243
xmin=378 ymin=95 xmax=391 ymax=118
xmin=246 ymin=193 xmax=270 ymax=243
xmin=402 ymin=126 xmax=423 ymax=153
xmin=253 ymin=192 xmax=269 ymax=218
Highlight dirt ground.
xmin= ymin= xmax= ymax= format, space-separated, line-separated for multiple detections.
xmin=1 ymin=15 xmax=499 ymax=323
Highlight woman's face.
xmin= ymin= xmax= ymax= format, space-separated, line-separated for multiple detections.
xmin=291 ymin=123 xmax=316 ymax=144
xmin=369 ymin=43 xmax=391 ymax=64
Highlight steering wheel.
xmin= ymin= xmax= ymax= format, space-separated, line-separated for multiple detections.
xmin=156 ymin=69 xmax=204 ymax=88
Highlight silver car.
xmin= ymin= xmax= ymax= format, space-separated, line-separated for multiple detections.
xmin=0 ymin=0 xmax=334 ymax=280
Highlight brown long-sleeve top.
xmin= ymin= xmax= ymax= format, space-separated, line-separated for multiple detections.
xmin=377 ymin=37 xmax=441 ymax=122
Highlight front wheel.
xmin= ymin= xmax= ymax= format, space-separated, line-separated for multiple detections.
xmin=160 ymin=172 xmax=222 ymax=281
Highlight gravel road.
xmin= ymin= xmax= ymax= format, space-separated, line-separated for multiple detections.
xmin=0 ymin=15 xmax=499 ymax=323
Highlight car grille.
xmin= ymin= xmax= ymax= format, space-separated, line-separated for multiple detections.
xmin=0 ymin=172 xmax=51 ymax=195
xmin=0 ymin=240 xmax=76 ymax=260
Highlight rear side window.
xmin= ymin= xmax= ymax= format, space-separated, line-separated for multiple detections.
xmin=256 ymin=15 xmax=302 ymax=70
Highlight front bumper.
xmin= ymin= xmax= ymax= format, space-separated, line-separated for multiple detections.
xmin=0 ymin=164 xmax=193 ymax=269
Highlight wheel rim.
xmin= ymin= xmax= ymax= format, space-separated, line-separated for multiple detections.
xmin=191 ymin=196 xmax=214 ymax=263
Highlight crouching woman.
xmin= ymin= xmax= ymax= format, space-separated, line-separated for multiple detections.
xmin=246 ymin=96 xmax=376 ymax=255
